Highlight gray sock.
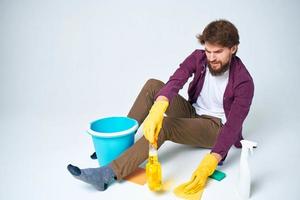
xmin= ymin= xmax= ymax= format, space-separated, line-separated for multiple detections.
xmin=67 ymin=164 xmax=116 ymax=191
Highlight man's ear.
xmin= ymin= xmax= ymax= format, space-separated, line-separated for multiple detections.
xmin=231 ymin=45 xmax=238 ymax=55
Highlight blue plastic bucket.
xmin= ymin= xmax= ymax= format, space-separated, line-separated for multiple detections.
xmin=87 ymin=116 xmax=138 ymax=166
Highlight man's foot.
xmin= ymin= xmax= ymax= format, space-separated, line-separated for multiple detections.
xmin=67 ymin=164 xmax=116 ymax=191
xmin=90 ymin=152 xmax=97 ymax=159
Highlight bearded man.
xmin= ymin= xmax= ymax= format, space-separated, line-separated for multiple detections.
xmin=67 ymin=19 xmax=254 ymax=195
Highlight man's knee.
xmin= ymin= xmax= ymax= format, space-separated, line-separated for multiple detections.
xmin=145 ymin=78 xmax=164 ymax=86
xmin=144 ymin=78 xmax=164 ymax=89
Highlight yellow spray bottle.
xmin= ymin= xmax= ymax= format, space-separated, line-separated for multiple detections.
xmin=146 ymin=143 xmax=162 ymax=191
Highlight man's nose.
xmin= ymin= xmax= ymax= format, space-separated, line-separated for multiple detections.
xmin=208 ymin=53 xmax=216 ymax=61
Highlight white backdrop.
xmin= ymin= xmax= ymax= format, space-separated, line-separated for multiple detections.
xmin=1 ymin=0 xmax=300 ymax=199
xmin=1 ymin=0 xmax=300 ymax=121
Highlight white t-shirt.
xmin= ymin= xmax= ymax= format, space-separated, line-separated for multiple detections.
xmin=192 ymin=67 xmax=229 ymax=124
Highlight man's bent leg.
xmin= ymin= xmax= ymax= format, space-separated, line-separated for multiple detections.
xmin=111 ymin=79 xmax=197 ymax=180
xmin=67 ymin=79 xmax=201 ymax=190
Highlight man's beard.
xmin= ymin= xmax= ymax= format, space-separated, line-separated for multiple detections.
xmin=208 ymin=61 xmax=230 ymax=76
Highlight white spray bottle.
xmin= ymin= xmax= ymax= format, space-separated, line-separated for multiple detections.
xmin=238 ymin=140 xmax=257 ymax=199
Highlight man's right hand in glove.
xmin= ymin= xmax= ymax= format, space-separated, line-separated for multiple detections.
xmin=143 ymin=96 xmax=169 ymax=148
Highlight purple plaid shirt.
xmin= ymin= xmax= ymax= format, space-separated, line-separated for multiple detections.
xmin=155 ymin=49 xmax=254 ymax=160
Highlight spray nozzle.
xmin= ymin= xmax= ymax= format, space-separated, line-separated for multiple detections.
xmin=241 ymin=140 xmax=257 ymax=155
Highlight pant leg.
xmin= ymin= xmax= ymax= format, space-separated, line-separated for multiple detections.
xmin=111 ymin=78 xmax=196 ymax=180
xmin=126 ymin=78 xmax=197 ymax=124
xmin=161 ymin=115 xmax=222 ymax=148
xmin=111 ymin=115 xmax=222 ymax=180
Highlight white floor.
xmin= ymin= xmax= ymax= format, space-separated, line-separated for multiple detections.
xmin=0 ymin=112 xmax=299 ymax=200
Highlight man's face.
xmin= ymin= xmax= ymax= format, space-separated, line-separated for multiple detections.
xmin=204 ymin=42 xmax=237 ymax=76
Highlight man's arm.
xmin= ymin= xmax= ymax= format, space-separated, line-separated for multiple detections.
xmin=212 ymin=76 xmax=255 ymax=159
xmin=155 ymin=50 xmax=202 ymax=102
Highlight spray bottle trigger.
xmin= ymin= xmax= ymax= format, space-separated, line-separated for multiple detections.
xmin=249 ymin=147 xmax=254 ymax=155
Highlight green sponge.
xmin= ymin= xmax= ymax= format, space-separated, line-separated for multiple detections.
xmin=209 ymin=170 xmax=226 ymax=181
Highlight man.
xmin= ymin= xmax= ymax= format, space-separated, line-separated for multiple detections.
xmin=67 ymin=19 xmax=254 ymax=194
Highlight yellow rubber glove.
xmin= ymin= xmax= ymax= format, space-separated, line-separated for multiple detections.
xmin=174 ymin=153 xmax=218 ymax=197
xmin=174 ymin=182 xmax=204 ymax=200
xmin=143 ymin=100 xmax=169 ymax=148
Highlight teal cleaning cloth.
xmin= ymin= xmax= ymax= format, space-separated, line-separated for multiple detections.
xmin=209 ymin=169 xmax=226 ymax=181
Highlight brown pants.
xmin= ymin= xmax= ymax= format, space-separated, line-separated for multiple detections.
xmin=111 ymin=79 xmax=222 ymax=180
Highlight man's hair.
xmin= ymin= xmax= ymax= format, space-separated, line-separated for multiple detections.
xmin=197 ymin=19 xmax=239 ymax=48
